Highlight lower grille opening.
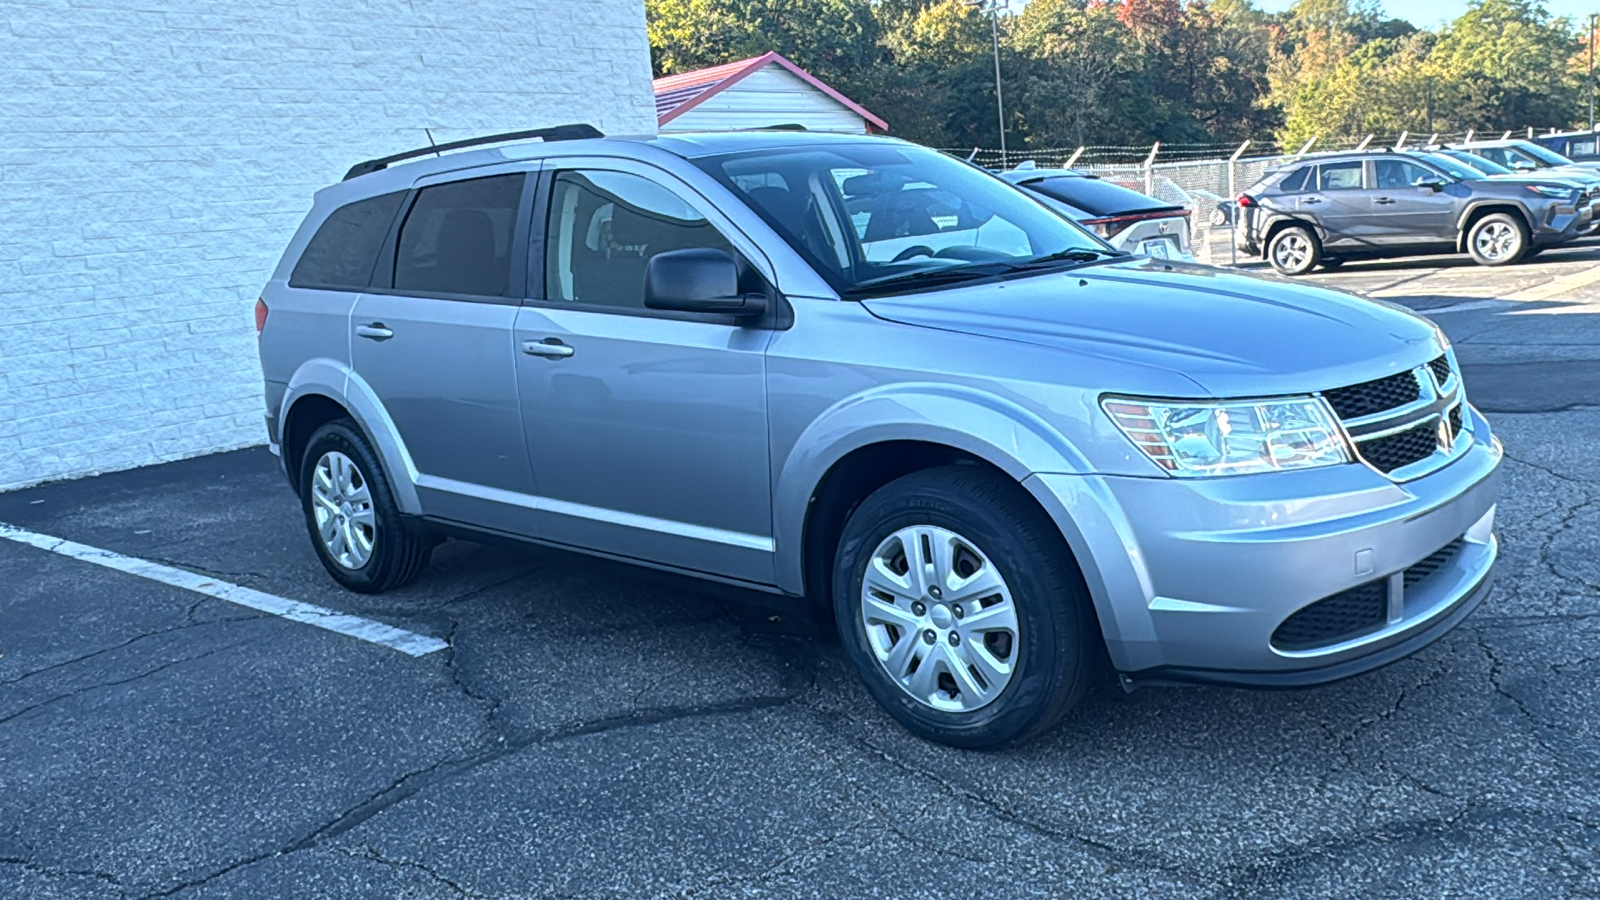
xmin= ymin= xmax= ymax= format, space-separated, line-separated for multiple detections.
xmin=1272 ymin=537 xmax=1467 ymax=652
xmin=1404 ymin=539 xmax=1465 ymax=591
xmin=1358 ymin=420 xmax=1439 ymax=473
xmin=1272 ymin=581 xmax=1387 ymax=651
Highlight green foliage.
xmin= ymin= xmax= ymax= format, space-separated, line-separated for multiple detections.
xmin=645 ymin=0 xmax=1589 ymax=151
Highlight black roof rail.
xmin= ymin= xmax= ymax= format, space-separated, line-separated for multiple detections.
xmin=342 ymin=124 xmax=603 ymax=181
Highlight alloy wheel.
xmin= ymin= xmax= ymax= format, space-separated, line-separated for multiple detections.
xmin=1273 ymin=233 xmax=1311 ymax=271
xmin=1474 ymin=221 xmax=1518 ymax=262
xmin=859 ymin=525 xmax=1019 ymax=712
xmin=311 ymin=450 xmax=376 ymax=569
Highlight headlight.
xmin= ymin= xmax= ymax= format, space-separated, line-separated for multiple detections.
xmin=1525 ymin=184 xmax=1579 ymax=201
xmin=1103 ymin=396 xmax=1350 ymax=477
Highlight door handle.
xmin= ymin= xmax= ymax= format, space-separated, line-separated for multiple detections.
xmin=1375 ymin=197 xmax=1397 ymax=205
xmin=1301 ymin=197 xmax=1323 ymax=204
xmin=522 ymin=338 xmax=574 ymax=359
xmin=355 ymin=323 xmax=394 ymax=341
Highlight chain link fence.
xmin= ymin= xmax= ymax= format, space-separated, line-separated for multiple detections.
xmin=947 ymin=127 xmax=1562 ymax=265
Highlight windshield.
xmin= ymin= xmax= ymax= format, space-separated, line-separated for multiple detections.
xmin=1516 ymin=141 xmax=1574 ymax=166
xmin=1442 ymin=150 xmax=1513 ymax=175
xmin=1419 ymin=153 xmax=1483 ymax=180
xmin=693 ymin=142 xmax=1111 ymax=295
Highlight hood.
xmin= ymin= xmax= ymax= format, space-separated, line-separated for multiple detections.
xmin=862 ymin=257 xmax=1443 ymax=399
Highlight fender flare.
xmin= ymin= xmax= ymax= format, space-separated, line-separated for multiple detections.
xmin=1454 ymin=201 xmax=1533 ymax=251
xmin=771 ymin=383 xmax=1093 ymax=595
xmin=279 ymin=359 xmax=423 ymax=514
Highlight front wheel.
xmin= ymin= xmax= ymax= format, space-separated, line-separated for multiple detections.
xmin=299 ymin=419 xmax=432 ymax=593
xmin=1466 ymin=213 xmax=1529 ymax=266
xmin=832 ymin=466 xmax=1098 ymax=749
xmin=1267 ymin=225 xmax=1321 ymax=276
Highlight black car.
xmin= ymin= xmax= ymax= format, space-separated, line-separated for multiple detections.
xmin=1000 ymin=166 xmax=1193 ymax=259
xmin=1237 ymin=150 xmax=1592 ymax=275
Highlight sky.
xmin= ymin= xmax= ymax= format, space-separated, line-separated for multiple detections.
xmin=1252 ymin=0 xmax=1596 ymax=29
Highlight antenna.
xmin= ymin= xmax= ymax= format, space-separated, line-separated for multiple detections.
xmin=424 ymin=128 xmax=440 ymax=158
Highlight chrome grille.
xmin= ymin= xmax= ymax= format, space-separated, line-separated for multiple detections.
xmin=1322 ymin=371 xmax=1421 ymax=419
xmin=1320 ymin=357 xmax=1468 ymax=481
xmin=1427 ymin=354 xmax=1452 ymax=388
xmin=1360 ymin=420 xmax=1440 ymax=473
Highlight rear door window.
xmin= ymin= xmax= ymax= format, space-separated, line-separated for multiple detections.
xmin=393 ymin=174 xmax=525 ymax=298
xmin=289 ymin=191 xmax=406 ymax=290
xmin=1317 ymin=161 xmax=1364 ymax=191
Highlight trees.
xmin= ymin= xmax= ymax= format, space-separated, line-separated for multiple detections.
xmin=644 ymin=0 xmax=1588 ymax=153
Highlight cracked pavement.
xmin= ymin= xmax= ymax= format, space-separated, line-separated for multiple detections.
xmin=2 ymin=245 xmax=1599 ymax=897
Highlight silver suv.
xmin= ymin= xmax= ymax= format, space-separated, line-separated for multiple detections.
xmin=257 ymin=127 xmax=1502 ymax=748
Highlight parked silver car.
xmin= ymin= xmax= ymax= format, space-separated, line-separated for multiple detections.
xmin=258 ymin=128 xmax=1502 ymax=748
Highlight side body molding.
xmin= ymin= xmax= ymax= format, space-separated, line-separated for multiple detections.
xmin=771 ymin=383 xmax=1095 ymax=596
xmin=279 ymin=358 xmax=424 ymax=515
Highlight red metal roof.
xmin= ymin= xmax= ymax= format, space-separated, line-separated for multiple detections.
xmin=652 ymin=51 xmax=889 ymax=133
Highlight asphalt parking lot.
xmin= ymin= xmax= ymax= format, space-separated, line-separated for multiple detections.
xmin=4 ymin=244 xmax=1600 ymax=898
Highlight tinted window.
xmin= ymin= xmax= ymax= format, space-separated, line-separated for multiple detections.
xmin=1022 ymin=175 xmax=1172 ymax=216
xmin=1374 ymin=159 xmax=1438 ymax=189
xmin=1318 ymin=161 xmax=1363 ymax=191
xmin=289 ymin=191 xmax=405 ymax=290
xmin=1477 ymin=147 xmax=1519 ymax=169
xmin=394 ymin=174 xmax=525 ymax=298
xmin=1278 ymin=166 xmax=1311 ymax=192
xmin=545 ymin=170 xmax=734 ymax=309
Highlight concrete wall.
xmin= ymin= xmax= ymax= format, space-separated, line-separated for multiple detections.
xmin=0 ymin=0 xmax=657 ymax=491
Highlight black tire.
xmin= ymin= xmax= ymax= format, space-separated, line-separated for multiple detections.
xmin=299 ymin=419 xmax=431 ymax=593
xmin=1466 ymin=212 xmax=1529 ymax=266
xmin=831 ymin=465 xmax=1098 ymax=749
xmin=1267 ymin=224 xmax=1321 ymax=276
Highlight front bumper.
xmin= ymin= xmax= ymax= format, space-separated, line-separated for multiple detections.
xmin=1531 ymin=200 xmax=1593 ymax=245
xmin=1025 ymin=406 xmax=1502 ymax=686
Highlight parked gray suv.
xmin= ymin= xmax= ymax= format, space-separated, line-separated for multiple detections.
xmin=1239 ymin=149 xmax=1592 ymax=275
xmin=258 ymin=127 xmax=1502 ymax=748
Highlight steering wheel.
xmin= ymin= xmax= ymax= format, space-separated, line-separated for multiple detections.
xmin=891 ymin=245 xmax=936 ymax=263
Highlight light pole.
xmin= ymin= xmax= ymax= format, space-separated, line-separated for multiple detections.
xmin=967 ymin=0 xmax=1007 ymax=168
xmin=1589 ymin=13 xmax=1596 ymax=132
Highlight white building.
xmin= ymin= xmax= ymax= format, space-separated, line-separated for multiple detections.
xmin=0 ymin=0 xmax=658 ymax=491
xmin=654 ymin=52 xmax=888 ymax=135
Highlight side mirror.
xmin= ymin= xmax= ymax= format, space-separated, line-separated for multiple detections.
xmin=644 ymin=248 xmax=767 ymax=319
xmin=1513 ymin=160 xmax=1536 ymax=171
xmin=1420 ymin=179 xmax=1446 ymax=193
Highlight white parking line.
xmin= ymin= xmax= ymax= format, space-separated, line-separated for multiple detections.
xmin=0 ymin=523 xmax=448 ymax=657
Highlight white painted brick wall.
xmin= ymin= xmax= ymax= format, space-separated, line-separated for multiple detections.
xmin=0 ymin=0 xmax=657 ymax=491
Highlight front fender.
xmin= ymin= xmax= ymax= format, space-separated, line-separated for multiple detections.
xmin=771 ymin=383 xmax=1093 ymax=595
xmin=280 ymin=358 xmax=423 ymax=515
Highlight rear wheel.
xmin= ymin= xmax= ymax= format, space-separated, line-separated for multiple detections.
xmin=300 ymin=419 xmax=431 ymax=593
xmin=832 ymin=466 xmax=1098 ymax=749
xmin=1268 ymin=225 xmax=1321 ymax=276
xmin=1466 ymin=213 xmax=1528 ymax=266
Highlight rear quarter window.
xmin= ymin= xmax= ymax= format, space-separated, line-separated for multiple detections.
xmin=289 ymin=191 xmax=406 ymax=290
xmin=1277 ymin=166 xmax=1311 ymax=192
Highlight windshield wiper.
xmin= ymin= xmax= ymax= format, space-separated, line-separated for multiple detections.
xmin=1008 ymin=247 xmax=1127 ymax=269
xmin=840 ymin=263 xmax=1014 ymax=297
